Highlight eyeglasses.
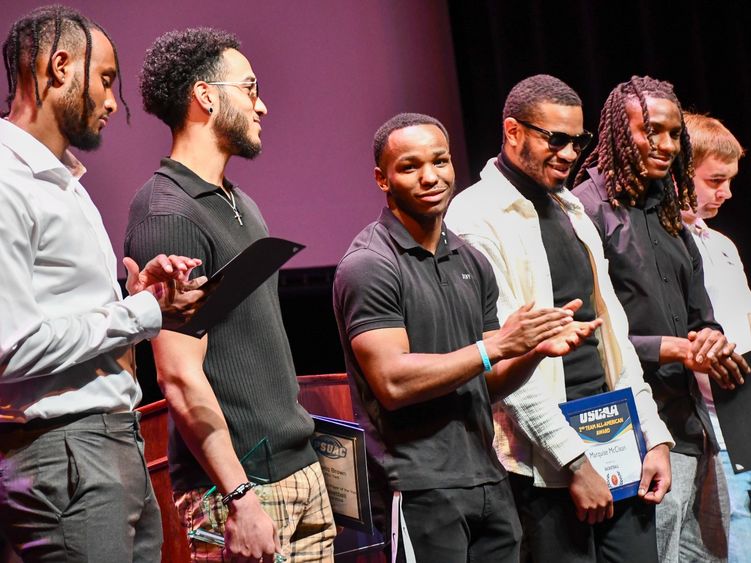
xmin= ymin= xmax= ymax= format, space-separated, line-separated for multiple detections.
xmin=516 ymin=120 xmax=593 ymax=153
xmin=206 ymin=79 xmax=260 ymax=103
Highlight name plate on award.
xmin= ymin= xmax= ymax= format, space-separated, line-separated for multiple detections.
xmin=559 ymin=388 xmax=647 ymax=501
xmin=311 ymin=416 xmax=373 ymax=533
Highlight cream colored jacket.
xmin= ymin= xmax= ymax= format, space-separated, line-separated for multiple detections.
xmin=446 ymin=158 xmax=674 ymax=487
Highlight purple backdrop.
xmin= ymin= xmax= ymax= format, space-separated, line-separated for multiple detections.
xmin=1 ymin=0 xmax=469 ymax=272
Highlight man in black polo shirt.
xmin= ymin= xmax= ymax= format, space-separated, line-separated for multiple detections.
xmin=447 ymin=74 xmax=674 ymax=563
xmin=573 ymin=75 xmax=749 ymax=563
xmin=125 ymin=28 xmax=335 ymax=562
xmin=333 ymin=112 xmax=600 ymax=562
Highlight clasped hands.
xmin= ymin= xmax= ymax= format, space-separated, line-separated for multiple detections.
xmin=684 ymin=328 xmax=749 ymax=390
xmin=123 ymin=254 xmax=210 ymax=330
xmin=492 ymin=299 xmax=603 ymax=360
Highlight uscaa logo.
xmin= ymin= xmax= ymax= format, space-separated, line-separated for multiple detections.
xmin=606 ymin=471 xmax=623 ymax=487
xmin=312 ymin=435 xmax=348 ymax=459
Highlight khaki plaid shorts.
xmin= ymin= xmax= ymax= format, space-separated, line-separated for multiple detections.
xmin=174 ymin=462 xmax=336 ymax=562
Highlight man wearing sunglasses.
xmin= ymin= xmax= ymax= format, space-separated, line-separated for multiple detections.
xmin=125 ymin=28 xmax=335 ymax=562
xmin=446 ymin=74 xmax=673 ymax=562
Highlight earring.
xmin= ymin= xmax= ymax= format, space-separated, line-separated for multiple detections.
xmin=209 ymin=107 xmax=213 ymax=114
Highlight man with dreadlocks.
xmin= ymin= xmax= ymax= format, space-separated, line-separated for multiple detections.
xmin=574 ymin=76 xmax=749 ymax=563
xmin=0 ymin=5 xmax=209 ymax=562
xmin=447 ymin=74 xmax=673 ymax=562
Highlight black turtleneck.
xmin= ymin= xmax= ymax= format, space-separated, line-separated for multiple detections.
xmin=497 ymin=152 xmax=606 ymax=401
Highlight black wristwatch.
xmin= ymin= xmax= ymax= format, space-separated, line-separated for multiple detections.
xmin=222 ymin=481 xmax=256 ymax=505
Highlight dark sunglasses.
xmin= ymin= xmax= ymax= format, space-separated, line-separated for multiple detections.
xmin=517 ymin=120 xmax=593 ymax=153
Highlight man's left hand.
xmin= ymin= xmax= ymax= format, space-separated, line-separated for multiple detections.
xmin=637 ymin=443 xmax=671 ymax=504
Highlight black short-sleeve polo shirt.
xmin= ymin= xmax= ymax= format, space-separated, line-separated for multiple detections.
xmin=333 ymin=208 xmax=505 ymax=492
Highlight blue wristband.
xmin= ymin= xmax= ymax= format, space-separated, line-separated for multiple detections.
xmin=476 ymin=340 xmax=492 ymax=372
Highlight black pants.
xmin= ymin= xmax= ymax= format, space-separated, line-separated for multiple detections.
xmin=509 ymin=473 xmax=658 ymax=563
xmin=388 ymin=480 xmax=521 ymax=563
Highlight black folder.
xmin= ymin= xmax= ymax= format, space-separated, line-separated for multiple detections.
xmin=176 ymin=237 xmax=304 ymax=338
xmin=710 ymin=350 xmax=751 ymax=473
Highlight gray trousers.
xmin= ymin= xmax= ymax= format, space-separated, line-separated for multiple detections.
xmin=0 ymin=412 xmax=162 ymax=562
xmin=656 ymin=450 xmax=730 ymax=563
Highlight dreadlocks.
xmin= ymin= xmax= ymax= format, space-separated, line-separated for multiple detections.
xmin=2 ymin=5 xmax=129 ymax=122
xmin=575 ymin=76 xmax=695 ymax=236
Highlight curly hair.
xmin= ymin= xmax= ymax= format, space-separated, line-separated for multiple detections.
xmin=575 ymin=76 xmax=695 ymax=236
xmin=2 ymin=4 xmax=128 ymax=121
xmin=502 ymin=74 xmax=582 ymax=122
xmin=140 ymin=27 xmax=240 ymax=131
xmin=373 ymin=112 xmax=449 ymax=167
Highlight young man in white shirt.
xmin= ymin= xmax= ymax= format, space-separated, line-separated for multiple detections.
xmin=0 ymin=6 xmax=207 ymax=561
xmin=681 ymin=113 xmax=751 ymax=563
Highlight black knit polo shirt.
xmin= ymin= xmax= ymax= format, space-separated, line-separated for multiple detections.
xmin=333 ymin=208 xmax=506 ymax=492
xmin=125 ymin=158 xmax=316 ymax=490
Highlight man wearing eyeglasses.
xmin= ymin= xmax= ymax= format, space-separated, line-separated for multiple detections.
xmin=125 ymin=28 xmax=335 ymax=562
xmin=446 ymin=74 xmax=674 ymax=562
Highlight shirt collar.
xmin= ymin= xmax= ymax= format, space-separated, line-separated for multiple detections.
xmin=685 ymin=218 xmax=711 ymax=239
xmin=585 ymin=165 xmax=664 ymax=210
xmin=377 ymin=207 xmax=463 ymax=258
xmin=154 ymin=157 xmax=236 ymax=198
xmin=483 ymin=153 xmax=584 ymax=215
xmin=478 ymin=158 xmax=527 ymax=210
xmin=0 ymin=118 xmax=86 ymax=184
xmin=496 ymin=150 xmax=549 ymax=202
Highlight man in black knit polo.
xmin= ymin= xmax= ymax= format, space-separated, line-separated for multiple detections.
xmin=125 ymin=28 xmax=335 ymax=562
xmin=334 ymin=112 xmax=600 ymax=562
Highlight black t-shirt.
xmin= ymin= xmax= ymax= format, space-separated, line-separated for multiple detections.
xmin=125 ymin=159 xmax=317 ymax=490
xmin=333 ymin=208 xmax=505 ymax=492
xmin=497 ymin=154 xmax=606 ymax=401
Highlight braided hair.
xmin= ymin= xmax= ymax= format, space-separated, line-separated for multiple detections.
xmin=575 ymin=76 xmax=695 ymax=236
xmin=2 ymin=5 xmax=129 ymax=121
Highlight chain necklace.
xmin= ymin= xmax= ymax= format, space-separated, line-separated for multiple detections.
xmin=215 ymin=188 xmax=243 ymax=225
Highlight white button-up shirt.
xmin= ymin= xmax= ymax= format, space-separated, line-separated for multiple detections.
xmin=447 ymin=158 xmax=673 ymax=487
xmin=0 ymin=119 xmax=161 ymax=423
xmin=686 ymin=219 xmax=751 ymax=449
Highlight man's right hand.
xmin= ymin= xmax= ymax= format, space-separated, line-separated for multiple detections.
xmin=536 ymin=317 xmax=603 ymax=357
xmin=222 ymin=492 xmax=282 ymax=562
xmin=150 ymin=276 xmax=211 ymax=331
xmin=568 ymin=456 xmax=614 ymax=524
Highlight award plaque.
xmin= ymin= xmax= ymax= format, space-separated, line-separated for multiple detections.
xmin=311 ymin=416 xmax=373 ymax=533
xmin=559 ymin=388 xmax=647 ymax=501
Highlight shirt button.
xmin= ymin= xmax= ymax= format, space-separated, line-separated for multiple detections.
xmin=662 ymin=276 xmax=668 ymax=282
xmin=653 ymin=239 xmax=659 ymax=246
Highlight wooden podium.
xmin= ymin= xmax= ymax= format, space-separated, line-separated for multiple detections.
xmin=137 ymin=374 xmax=384 ymax=562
